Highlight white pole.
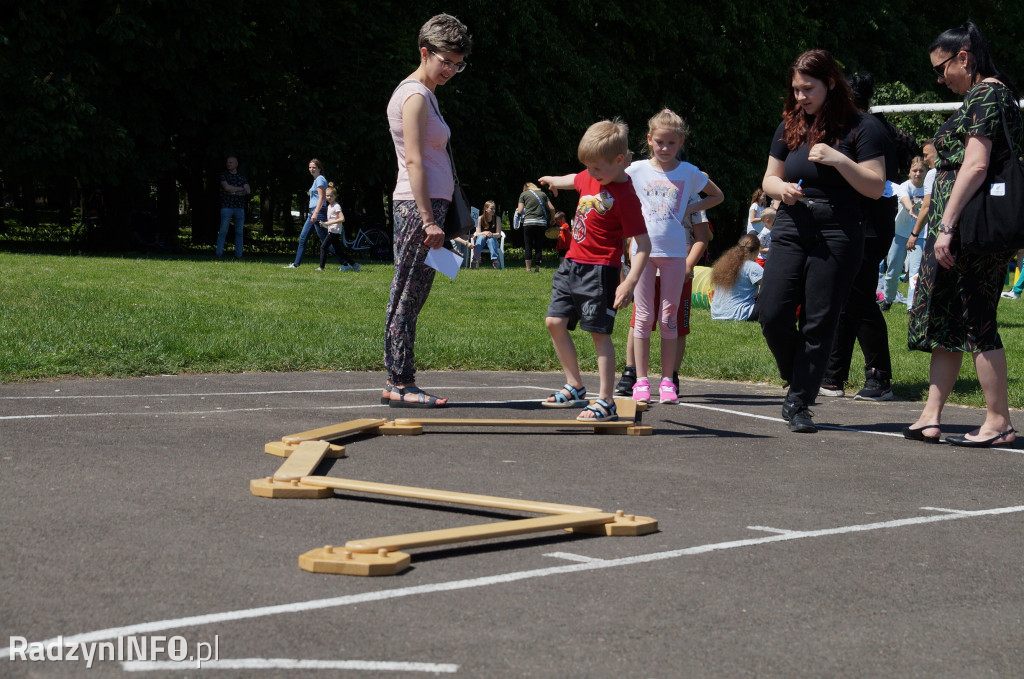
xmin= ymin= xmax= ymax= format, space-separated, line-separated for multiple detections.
xmin=870 ymin=100 xmax=1024 ymax=114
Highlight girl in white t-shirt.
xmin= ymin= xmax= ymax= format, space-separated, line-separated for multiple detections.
xmin=318 ymin=184 xmax=359 ymax=272
xmin=625 ymin=109 xmax=723 ymax=404
xmin=746 ymin=188 xmax=768 ymax=233
xmin=881 ymin=156 xmax=926 ymax=306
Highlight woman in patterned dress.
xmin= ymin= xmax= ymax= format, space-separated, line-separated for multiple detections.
xmin=905 ymin=22 xmax=1022 ymax=447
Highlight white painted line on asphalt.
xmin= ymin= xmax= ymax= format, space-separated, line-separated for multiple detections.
xmin=0 ymin=406 xmax=367 ymax=421
xmin=0 ymin=385 xmax=548 ymax=401
xmin=920 ymin=506 xmax=971 ymax=515
xmin=675 ymin=401 xmax=1023 ymax=454
xmin=746 ymin=526 xmax=800 ymax=535
xmin=542 ymin=552 xmax=607 ymax=563
xmin=0 ymin=398 xmax=543 ymax=421
xmin=5 ymin=383 xmax=1018 ymax=452
xmin=122 ymin=658 xmax=458 ymax=673
xmin=4 ymin=503 xmax=1021 ymax=661
xmin=674 ymin=402 xmax=782 ymax=423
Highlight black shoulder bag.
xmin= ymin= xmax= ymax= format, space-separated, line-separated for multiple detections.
xmin=959 ymin=94 xmax=1024 ymax=254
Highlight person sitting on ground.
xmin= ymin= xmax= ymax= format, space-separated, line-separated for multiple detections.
xmin=756 ymin=207 xmax=776 ymax=267
xmin=711 ymin=234 xmax=763 ymax=321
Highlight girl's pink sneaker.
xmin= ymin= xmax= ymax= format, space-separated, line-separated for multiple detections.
xmin=659 ymin=378 xmax=678 ymax=404
xmin=632 ymin=378 xmax=651 ymax=404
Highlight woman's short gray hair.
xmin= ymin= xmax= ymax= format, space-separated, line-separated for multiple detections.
xmin=418 ymin=13 xmax=472 ymax=56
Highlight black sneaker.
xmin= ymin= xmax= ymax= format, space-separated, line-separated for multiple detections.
xmin=879 ymin=300 xmax=893 ymax=311
xmin=854 ymin=368 xmax=894 ymax=401
xmin=614 ymin=367 xmax=637 ymax=396
xmin=781 ymin=400 xmax=817 ymax=433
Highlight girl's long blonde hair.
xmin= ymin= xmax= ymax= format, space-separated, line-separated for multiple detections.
xmin=711 ymin=234 xmax=760 ymax=289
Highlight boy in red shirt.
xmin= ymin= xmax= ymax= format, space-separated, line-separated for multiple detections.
xmin=538 ymin=119 xmax=651 ymax=421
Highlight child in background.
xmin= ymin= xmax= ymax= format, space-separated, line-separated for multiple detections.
xmin=626 ymin=109 xmax=723 ymax=405
xmin=756 ymin=206 xmax=776 ymax=267
xmin=538 ymin=118 xmax=651 ymax=422
xmin=881 ymin=156 xmax=927 ymax=309
xmin=746 ymin=188 xmax=768 ymax=234
xmin=711 ymin=234 xmax=763 ymax=321
xmin=318 ymin=184 xmax=360 ymax=272
xmin=553 ymin=211 xmax=571 ymax=258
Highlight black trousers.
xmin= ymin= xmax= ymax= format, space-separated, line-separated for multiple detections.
xmin=823 ymin=235 xmax=893 ymax=384
xmin=320 ymin=232 xmax=355 ymax=269
xmin=522 ymin=224 xmax=545 ymax=263
xmin=758 ymin=200 xmax=864 ymax=407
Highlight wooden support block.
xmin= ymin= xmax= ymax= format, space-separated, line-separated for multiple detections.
xmin=264 ymin=440 xmax=345 ymax=458
xmin=250 ymin=477 xmax=333 ymax=499
xmin=568 ymin=510 xmax=659 ymax=536
xmin=344 ymin=512 xmax=616 ymax=554
xmin=626 ymin=425 xmax=653 ymax=436
xmin=299 ymin=545 xmax=411 ymax=576
xmin=273 ymin=440 xmax=331 ymax=481
xmin=378 ymin=421 xmax=423 ymax=436
xmin=613 ymin=397 xmax=637 ymax=422
xmin=301 ymin=476 xmax=602 ymax=514
xmin=281 ymin=418 xmax=387 ymax=445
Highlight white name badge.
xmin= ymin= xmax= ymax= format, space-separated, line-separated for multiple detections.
xmin=990 ymin=182 xmax=1006 ymax=196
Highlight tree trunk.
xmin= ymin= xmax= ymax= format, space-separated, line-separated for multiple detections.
xmin=156 ymin=175 xmax=179 ymax=247
xmin=260 ymin=188 xmax=274 ymax=236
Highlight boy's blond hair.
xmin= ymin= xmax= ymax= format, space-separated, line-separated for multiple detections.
xmin=578 ymin=118 xmax=631 ymax=165
xmin=761 ymin=206 xmax=777 ymax=225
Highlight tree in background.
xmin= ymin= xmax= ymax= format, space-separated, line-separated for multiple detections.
xmin=1 ymin=1 xmax=1020 ymax=253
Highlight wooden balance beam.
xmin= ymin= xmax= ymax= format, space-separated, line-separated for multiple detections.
xmin=298 ymin=476 xmax=602 ymax=514
xmin=252 ymin=405 xmax=658 ymax=575
xmin=264 ymin=417 xmax=388 ymax=458
xmin=294 ymin=476 xmax=658 ymax=576
xmin=251 ymin=440 xmax=337 ymax=499
xmin=379 ymin=397 xmax=651 ymax=436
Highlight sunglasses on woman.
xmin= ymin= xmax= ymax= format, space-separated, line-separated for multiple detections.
xmin=933 ymin=50 xmax=968 ymax=77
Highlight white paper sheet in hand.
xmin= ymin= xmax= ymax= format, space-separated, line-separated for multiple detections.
xmin=425 ymin=247 xmax=464 ymax=280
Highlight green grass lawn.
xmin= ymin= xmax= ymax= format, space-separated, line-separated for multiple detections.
xmin=1 ymin=251 xmax=1022 ymax=409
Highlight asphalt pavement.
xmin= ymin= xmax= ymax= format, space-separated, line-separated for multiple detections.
xmin=1 ymin=371 xmax=1022 ymax=678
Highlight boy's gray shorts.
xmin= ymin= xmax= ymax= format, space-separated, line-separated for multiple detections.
xmin=546 ymin=258 xmax=619 ymax=335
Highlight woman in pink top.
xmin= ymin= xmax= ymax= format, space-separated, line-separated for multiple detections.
xmin=381 ymin=14 xmax=472 ymax=408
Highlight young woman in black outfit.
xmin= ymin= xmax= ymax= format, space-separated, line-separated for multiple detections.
xmin=759 ymin=50 xmax=886 ymax=433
